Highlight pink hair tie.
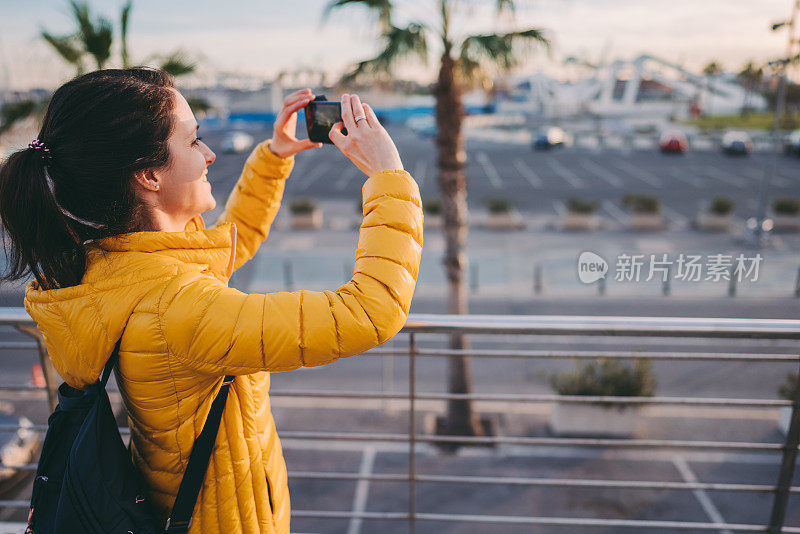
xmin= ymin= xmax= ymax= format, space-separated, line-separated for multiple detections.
xmin=28 ymin=138 xmax=52 ymax=163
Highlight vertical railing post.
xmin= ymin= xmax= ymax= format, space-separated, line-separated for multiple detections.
xmin=16 ymin=325 xmax=58 ymax=411
xmin=768 ymin=358 xmax=800 ymax=533
xmin=283 ymin=259 xmax=294 ymax=291
xmin=408 ymin=333 xmax=417 ymax=534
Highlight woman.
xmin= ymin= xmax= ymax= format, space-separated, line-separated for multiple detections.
xmin=0 ymin=68 xmax=423 ymax=533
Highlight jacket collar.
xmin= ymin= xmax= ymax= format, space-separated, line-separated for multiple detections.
xmin=90 ymin=220 xmax=238 ymax=284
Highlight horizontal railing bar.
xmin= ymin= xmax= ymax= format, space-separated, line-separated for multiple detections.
xmin=1 ymin=426 xmax=792 ymax=451
xmin=268 ymin=390 xmax=792 ymax=407
xmin=0 ymin=500 xmax=29 ymax=508
xmin=402 ymin=314 xmax=800 ymax=339
xmin=1 ymin=465 xmax=795 ymax=495
xmin=3 ymin=311 xmax=800 ymax=339
xmin=0 ymin=499 xmax=791 ymax=532
xmin=0 ymin=342 xmax=37 ymax=350
xmin=371 ymin=347 xmax=800 ymax=362
xmin=0 ymin=423 xmax=130 ymax=435
xmin=281 ymin=431 xmax=789 ymax=451
xmin=291 ymin=510 xmax=786 ymax=531
xmin=289 ymin=470 xmax=793 ymax=493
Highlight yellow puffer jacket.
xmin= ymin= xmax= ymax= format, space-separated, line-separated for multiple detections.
xmin=23 ymin=139 xmax=423 ymax=533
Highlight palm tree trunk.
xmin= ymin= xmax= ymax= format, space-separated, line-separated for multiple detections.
xmin=433 ymin=46 xmax=484 ymax=439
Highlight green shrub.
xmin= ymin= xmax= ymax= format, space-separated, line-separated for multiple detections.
xmin=778 ymin=373 xmax=798 ymax=402
xmin=566 ymin=197 xmax=599 ymax=214
xmin=290 ymin=198 xmax=317 ymax=214
xmin=423 ymin=198 xmax=441 ymax=215
xmin=486 ymin=197 xmax=512 ymax=214
xmin=549 ymin=358 xmax=657 ymax=408
xmin=708 ymin=196 xmax=735 ymax=216
xmin=622 ymin=193 xmax=660 ymax=214
xmin=773 ymin=197 xmax=800 ymax=216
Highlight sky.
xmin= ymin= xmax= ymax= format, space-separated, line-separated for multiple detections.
xmin=0 ymin=0 xmax=795 ymax=90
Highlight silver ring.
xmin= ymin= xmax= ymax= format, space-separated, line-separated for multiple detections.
xmin=354 ymin=114 xmax=367 ymax=124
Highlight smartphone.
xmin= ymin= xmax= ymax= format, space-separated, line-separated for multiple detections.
xmin=305 ymin=95 xmax=347 ymax=144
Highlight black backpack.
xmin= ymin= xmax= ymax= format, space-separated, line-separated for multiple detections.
xmin=25 ymin=337 xmax=234 ymax=533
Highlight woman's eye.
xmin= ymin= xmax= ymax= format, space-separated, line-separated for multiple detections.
xmin=192 ymin=136 xmax=203 ymax=146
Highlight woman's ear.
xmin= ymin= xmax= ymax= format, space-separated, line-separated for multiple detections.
xmin=132 ymin=168 xmax=160 ymax=193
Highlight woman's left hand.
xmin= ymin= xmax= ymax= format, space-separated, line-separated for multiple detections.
xmin=269 ymin=88 xmax=322 ymax=158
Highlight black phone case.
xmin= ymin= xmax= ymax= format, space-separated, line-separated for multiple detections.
xmin=305 ymin=95 xmax=347 ymax=144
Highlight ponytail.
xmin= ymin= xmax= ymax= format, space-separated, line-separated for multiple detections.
xmin=0 ymin=147 xmax=86 ymax=289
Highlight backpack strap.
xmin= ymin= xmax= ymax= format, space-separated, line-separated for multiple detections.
xmin=100 ymin=338 xmax=233 ymax=533
xmin=164 ymin=374 xmax=234 ymax=533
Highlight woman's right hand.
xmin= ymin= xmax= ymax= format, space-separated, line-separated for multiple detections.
xmin=329 ymin=94 xmax=404 ymax=176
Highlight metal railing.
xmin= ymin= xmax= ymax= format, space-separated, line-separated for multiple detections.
xmin=0 ymin=308 xmax=799 ymax=532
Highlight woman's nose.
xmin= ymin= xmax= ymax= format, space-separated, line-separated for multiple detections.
xmin=204 ymin=145 xmax=216 ymax=166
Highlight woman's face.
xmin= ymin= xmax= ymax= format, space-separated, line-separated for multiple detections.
xmin=152 ymin=89 xmax=216 ymax=225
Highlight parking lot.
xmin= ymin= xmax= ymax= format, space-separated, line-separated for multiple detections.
xmin=1 ymin=120 xmax=799 ymax=532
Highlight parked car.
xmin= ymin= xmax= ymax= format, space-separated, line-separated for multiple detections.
xmin=784 ymin=129 xmax=800 ymax=156
xmin=721 ymin=131 xmax=753 ymax=156
xmin=533 ymin=126 xmax=570 ymax=150
xmin=658 ymin=130 xmax=688 ymax=154
xmin=220 ymin=131 xmax=254 ymax=154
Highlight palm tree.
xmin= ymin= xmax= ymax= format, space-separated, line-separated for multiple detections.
xmin=702 ymin=60 xmax=723 ymax=117
xmin=42 ymin=1 xmax=113 ymax=71
xmin=3 ymin=1 xmax=199 ymax=135
xmin=738 ymin=61 xmax=763 ymax=115
xmin=324 ymin=0 xmax=549 ymax=439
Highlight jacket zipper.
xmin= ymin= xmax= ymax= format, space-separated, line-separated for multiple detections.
xmin=227 ymin=222 xmax=237 ymax=284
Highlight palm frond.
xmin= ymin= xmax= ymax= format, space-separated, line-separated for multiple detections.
xmin=159 ymin=51 xmax=196 ymax=77
xmin=40 ymin=31 xmax=84 ymax=68
xmin=69 ymin=1 xmax=113 ymax=68
xmin=0 ymin=99 xmax=48 ymax=135
xmin=458 ymin=27 xmax=549 ymax=78
xmin=339 ymin=22 xmax=428 ymax=84
xmin=322 ymin=0 xmax=393 ymax=31
xmin=496 ymin=0 xmax=515 ymax=14
xmin=120 ymin=0 xmax=133 ymax=68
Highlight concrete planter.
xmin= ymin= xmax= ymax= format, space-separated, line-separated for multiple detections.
xmin=628 ymin=213 xmax=666 ymax=231
xmin=562 ymin=212 xmax=602 ymax=231
xmin=779 ymin=406 xmax=794 ymax=436
xmin=772 ymin=214 xmax=800 ymax=233
xmin=696 ymin=212 xmax=733 ymax=232
xmin=290 ymin=209 xmax=323 ymax=230
xmin=549 ymin=402 xmax=641 ymax=437
xmin=487 ymin=212 xmax=525 ymax=230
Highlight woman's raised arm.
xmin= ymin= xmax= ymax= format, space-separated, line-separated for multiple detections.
xmin=159 ymin=168 xmax=422 ymax=376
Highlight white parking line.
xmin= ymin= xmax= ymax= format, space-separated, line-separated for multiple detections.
xmin=335 ymin=165 xmax=359 ymax=191
xmin=660 ymin=204 xmax=689 ymax=229
xmin=347 ymin=446 xmax=377 ymax=534
xmin=672 ymin=456 xmax=733 ymax=534
xmin=665 ymin=167 xmax=704 ymax=188
xmin=296 ymin=165 xmax=329 ymax=192
xmin=612 ymin=159 xmax=663 ymax=188
xmin=699 ymin=165 xmax=745 ymax=187
xmin=602 ymin=200 xmax=628 ymax=224
xmin=476 ymin=151 xmax=503 ymax=188
xmin=742 ymin=166 xmax=790 ymax=187
xmin=579 ymin=158 xmax=623 ymax=187
xmin=546 ymin=158 xmax=585 ymax=189
xmin=513 ymin=158 xmax=544 ymax=188
xmin=413 ymin=159 xmax=427 ymax=187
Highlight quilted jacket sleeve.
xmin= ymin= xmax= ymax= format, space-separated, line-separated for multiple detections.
xmin=213 ymin=139 xmax=294 ymax=272
xmin=159 ymin=169 xmax=423 ymax=375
